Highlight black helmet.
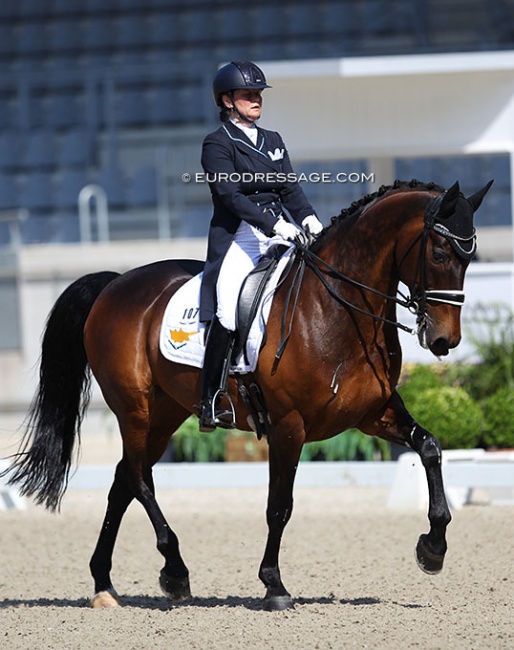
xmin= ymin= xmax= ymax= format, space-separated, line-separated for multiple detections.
xmin=212 ymin=61 xmax=271 ymax=107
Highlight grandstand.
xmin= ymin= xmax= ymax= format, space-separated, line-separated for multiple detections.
xmin=0 ymin=0 xmax=512 ymax=246
xmin=1 ymin=0 xmax=514 ymax=429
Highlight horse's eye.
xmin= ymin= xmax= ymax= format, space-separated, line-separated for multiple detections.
xmin=432 ymin=247 xmax=448 ymax=264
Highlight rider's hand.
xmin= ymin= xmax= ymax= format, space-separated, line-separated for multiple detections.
xmin=272 ymin=218 xmax=305 ymax=243
xmin=302 ymin=215 xmax=323 ymax=236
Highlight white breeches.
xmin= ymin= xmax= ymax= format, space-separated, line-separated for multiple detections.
xmin=216 ymin=221 xmax=286 ymax=331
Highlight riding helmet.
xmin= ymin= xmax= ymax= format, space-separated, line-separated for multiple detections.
xmin=212 ymin=61 xmax=271 ymax=107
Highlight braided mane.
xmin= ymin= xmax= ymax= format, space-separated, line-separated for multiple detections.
xmin=330 ymin=178 xmax=446 ymax=225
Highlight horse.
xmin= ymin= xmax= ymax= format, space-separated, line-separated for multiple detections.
xmin=2 ymin=178 xmax=492 ymax=612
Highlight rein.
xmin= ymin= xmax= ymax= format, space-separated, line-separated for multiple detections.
xmin=273 ymin=191 xmax=471 ymax=365
xmin=299 ymin=246 xmax=418 ymax=332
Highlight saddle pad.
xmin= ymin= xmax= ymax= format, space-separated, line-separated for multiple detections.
xmin=159 ymin=248 xmax=294 ymax=373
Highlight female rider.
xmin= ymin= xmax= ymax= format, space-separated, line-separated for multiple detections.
xmin=198 ymin=60 xmax=323 ymax=432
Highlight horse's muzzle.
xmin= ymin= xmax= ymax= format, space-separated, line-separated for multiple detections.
xmin=428 ymin=336 xmax=451 ymax=357
xmin=424 ymin=328 xmax=462 ymax=356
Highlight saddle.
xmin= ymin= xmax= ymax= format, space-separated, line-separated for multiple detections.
xmin=234 ymin=244 xmax=289 ymax=365
xmin=233 ymin=244 xmax=291 ymax=440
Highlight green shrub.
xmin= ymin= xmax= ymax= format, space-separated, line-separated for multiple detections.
xmin=171 ymin=418 xmax=391 ymax=462
xmin=454 ymin=303 xmax=514 ymax=401
xmin=401 ymin=386 xmax=484 ymax=449
xmin=482 ymin=387 xmax=514 ymax=449
xmin=172 ymin=415 xmax=227 ymax=462
xmin=300 ymin=429 xmax=390 ymax=461
xmin=398 ymin=363 xmax=443 ymax=406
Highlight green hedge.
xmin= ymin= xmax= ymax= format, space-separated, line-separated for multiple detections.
xmin=300 ymin=429 xmax=390 ymax=462
xmin=170 ymin=417 xmax=391 ymax=462
xmin=482 ymin=387 xmax=514 ymax=449
xmin=396 ymin=303 xmax=514 ymax=450
xmin=172 ymin=416 xmax=227 ymax=462
xmin=399 ymin=384 xmax=484 ymax=449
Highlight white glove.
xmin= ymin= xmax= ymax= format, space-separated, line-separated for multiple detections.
xmin=272 ymin=218 xmax=304 ymax=242
xmin=302 ymin=214 xmax=323 ymax=236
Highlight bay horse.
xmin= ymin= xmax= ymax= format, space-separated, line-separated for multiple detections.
xmin=2 ymin=179 xmax=492 ymax=611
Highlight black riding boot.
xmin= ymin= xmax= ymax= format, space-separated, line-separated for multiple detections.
xmin=198 ymin=317 xmax=236 ymax=432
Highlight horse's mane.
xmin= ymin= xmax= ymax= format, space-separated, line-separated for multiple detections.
xmin=330 ymin=178 xmax=446 ymax=225
xmin=308 ymin=178 xmax=447 ymax=254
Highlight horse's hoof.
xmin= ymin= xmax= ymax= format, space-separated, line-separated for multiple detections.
xmin=159 ymin=570 xmax=192 ymax=602
xmin=415 ymin=534 xmax=445 ymax=575
xmin=262 ymin=594 xmax=294 ymax=612
xmin=90 ymin=589 xmax=121 ymax=608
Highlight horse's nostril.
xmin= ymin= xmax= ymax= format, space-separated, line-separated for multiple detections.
xmin=430 ymin=337 xmax=450 ymax=357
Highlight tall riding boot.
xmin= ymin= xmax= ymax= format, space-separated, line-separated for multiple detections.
xmin=198 ymin=316 xmax=236 ymax=432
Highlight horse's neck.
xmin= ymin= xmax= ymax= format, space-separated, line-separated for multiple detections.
xmin=324 ymin=191 xmax=428 ymax=293
xmin=321 ymin=219 xmax=397 ymax=296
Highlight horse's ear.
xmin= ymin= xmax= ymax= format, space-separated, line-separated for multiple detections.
xmin=467 ymin=179 xmax=494 ymax=212
xmin=438 ymin=181 xmax=460 ymax=218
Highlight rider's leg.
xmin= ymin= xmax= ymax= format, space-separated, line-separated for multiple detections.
xmin=198 ymin=316 xmax=236 ymax=432
xmin=198 ymin=223 xmax=270 ymax=432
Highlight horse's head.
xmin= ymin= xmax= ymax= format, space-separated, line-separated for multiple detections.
xmin=398 ymin=179 xmax=493 ymax=356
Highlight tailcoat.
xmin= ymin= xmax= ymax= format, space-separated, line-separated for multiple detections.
xmin=200 ymin=120 xmax=316 ymax=322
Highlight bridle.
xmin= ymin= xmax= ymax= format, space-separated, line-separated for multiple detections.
xmin=274 ymin=191 xmax=474 ymax=365
xmin=395 ymin=192 xmax=475 ymax=332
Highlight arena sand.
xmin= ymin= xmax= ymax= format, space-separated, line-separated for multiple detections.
xmin=0 ymin=486 xmax=512 ymax=649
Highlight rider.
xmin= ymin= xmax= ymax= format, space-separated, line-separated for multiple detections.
xmin=198 ymin=60 xmax=323 ymax=432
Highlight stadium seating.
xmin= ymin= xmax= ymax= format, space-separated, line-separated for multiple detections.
xmin=0 ymin=133 xmax=22 ymax=172
xmin=127 ymin=165 xmax=158 ymax=207
xmin=22 ymin=131 xmax=58 ymax=170
xmin=55 ymin=169 xmax=90 ymax=210
xmin=58 ymin=129 xmax=94 ymax=168
xmin=0 ymin=174 xmax=18 ymax=211
xmin=0 ymin=0 xmax=511 ymax=246
xmin=19 ymin=173 xmax=54 ymax=212
xmin=95 ymin=165 xmax=127 ymax=208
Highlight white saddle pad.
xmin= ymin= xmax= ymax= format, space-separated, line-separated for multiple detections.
xmin=159 ymin=249 xmax=294 ymax=373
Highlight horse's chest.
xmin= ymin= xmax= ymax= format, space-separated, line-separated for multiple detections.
xmin=337 ymin=352 xmax=396 ymax=416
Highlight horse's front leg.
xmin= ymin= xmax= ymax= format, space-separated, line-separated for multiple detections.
xmin=259 ymin=424 xmax=304 ymax=611
xmin=361 ymin=390 xmax=451 ymax=574
xmin=409 ymin=422 xmax=452 ymax=574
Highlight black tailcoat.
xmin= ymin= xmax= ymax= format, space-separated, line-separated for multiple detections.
xmin=199 ymin=120 xmax=316 ymax=322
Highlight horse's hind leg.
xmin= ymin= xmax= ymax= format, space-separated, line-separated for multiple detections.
xmin=90 ymin=394 xmax=191 ymax=607
xmin=135 ymin=465 xmax=191 ymax=602
xmin=90 ymin=460 xmax=134 ymax=607
xmin=258 ymin=422 xmax=304 ymax=611
xmin=130 ymin=397 xmax=192 ymax=601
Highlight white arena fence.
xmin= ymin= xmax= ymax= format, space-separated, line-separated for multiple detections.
xmin=1 ymin=453 xmax=513 ymax=511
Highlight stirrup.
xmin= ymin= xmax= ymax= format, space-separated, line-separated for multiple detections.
xmin=198 ymin=389 xmax=236 ymax=432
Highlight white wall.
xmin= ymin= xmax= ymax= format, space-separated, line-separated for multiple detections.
xmin=259 ymin=52 xmax=514 ymax=160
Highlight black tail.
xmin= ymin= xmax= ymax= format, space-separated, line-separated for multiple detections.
xmin=1 ymin=271 xmax=120 ymax=511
